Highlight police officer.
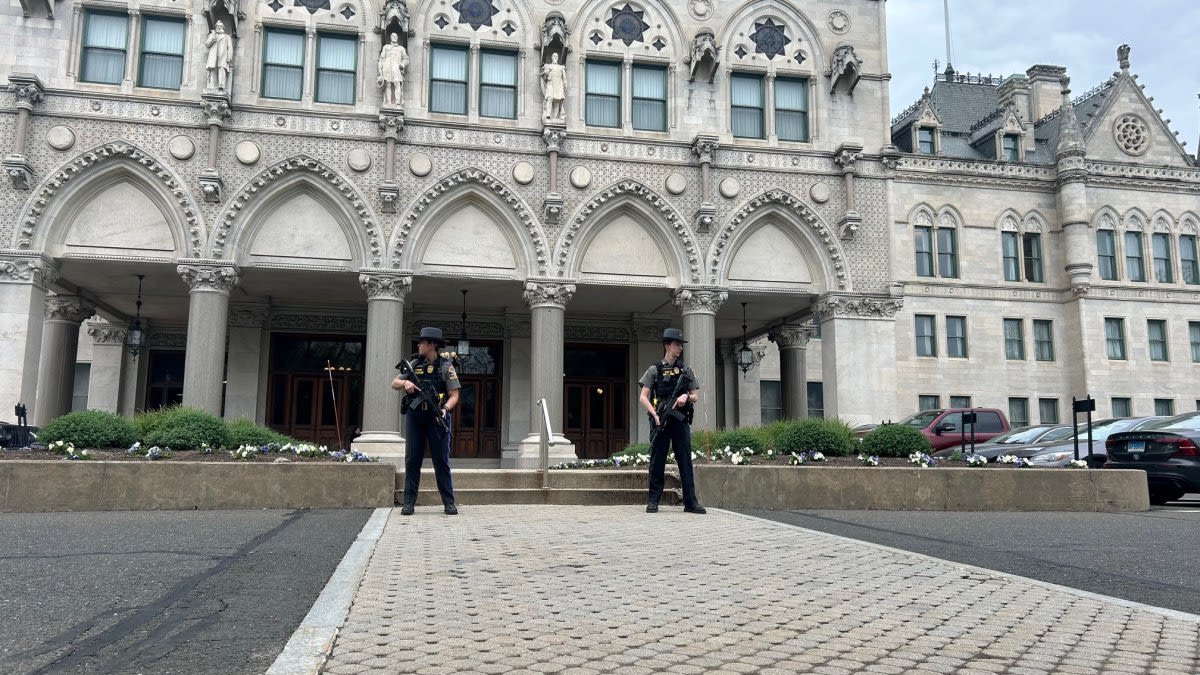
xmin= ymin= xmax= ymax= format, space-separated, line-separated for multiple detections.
xmin=392 ymin=327 xmax=460 ymax=515
xmin=638 ymin=328 xmax=706 ymax=514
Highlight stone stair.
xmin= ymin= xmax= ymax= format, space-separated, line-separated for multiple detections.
xmin=395 ymin=469 xmax=682 ymax=506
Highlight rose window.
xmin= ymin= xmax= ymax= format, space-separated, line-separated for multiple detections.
xmin=1114 ymin=114 xmax=1150 ymax=156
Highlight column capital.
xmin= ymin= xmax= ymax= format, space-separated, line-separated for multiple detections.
xmin=0 ymin=251 xmax=59 ymax=288
xmin=833 ymin=142 xmax=864 ymax=172
xmin=87 ymin=321 xmax=128 ymax=345
xmin=768 ymin=323 xmax=816 ymax=349
xmin=177 ymin=262 xmax=240 ymax=294
xmin=672 ymin=286 xmax=727 ymax=315
xmin=691 ymin=134 xmax=719 ymax=163
xmin=524 ymin=279 xmax=575 ymax=309
xmin=814 ymin=292 xmax=903 ymax=321
xmin=200 ymin=91 xmax=233 ymax=126
xmin=8 ymin=73 xmax=46 ymax=111
xmin=44 ymin=294 xmax=96 ymax=323
xmin=542 ymin=124 xmax=567 ymax=152
xmin=378 ymin=109 xmax=405 ymax=140
xmin=359 ymin=271 xmax=412 ymax=301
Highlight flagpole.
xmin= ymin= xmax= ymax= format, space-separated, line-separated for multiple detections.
xmin=325 ymin=360 xmax=344 ymax=450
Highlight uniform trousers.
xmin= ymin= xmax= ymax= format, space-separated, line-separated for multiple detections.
xmin=402 ymin=410 xmax=456 ymax=507
xmin=647 ymin=418 xmax=700 ymax=507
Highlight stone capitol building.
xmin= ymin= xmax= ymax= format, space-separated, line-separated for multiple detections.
xmin=2 ymin=0 xmax=1197 ymax=466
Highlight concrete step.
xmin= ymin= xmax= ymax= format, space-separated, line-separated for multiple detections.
xmin=395 ymin=469 xmax=542 ymax=490
xmin=547 ymin=470 xmax=680 ymax=490
xmin=406 ymin=488 xmax=681 ymax=506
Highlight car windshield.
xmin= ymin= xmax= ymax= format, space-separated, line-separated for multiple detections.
xmin=901 ymin=411 xmax=941 ymax=428
xmin=1143 ymin=412 xmax=1200 ymax=431
xmin=989 ymin=425 xmax=1062 ymax=444
xmin=1041 ymin=426 xmax=1075 ymax=441
xmin=1071 ymin=418 xmax=1148 ymax=441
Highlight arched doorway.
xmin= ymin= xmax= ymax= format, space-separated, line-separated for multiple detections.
xmin=266 ymin=333 xmax=363 ymax=449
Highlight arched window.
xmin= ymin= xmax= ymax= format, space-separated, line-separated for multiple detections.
xmin=999 ymin=211 xmax=1044 ymax=283
xmin=912 ymin=207 xmax=959 ymax=279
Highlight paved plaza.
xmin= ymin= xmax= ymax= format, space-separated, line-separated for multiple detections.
xmin=315 ymin=507 xmax=1200 ymax=674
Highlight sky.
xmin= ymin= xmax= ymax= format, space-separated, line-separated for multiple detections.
xmin=885 ymin=0 xmax=1200 ymax=157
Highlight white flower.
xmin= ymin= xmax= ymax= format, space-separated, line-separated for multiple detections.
xmin=730 ymin=452 xmax=745 ymax=465
xmin=997 ymin=454 xmax=1018 ymax=464
xmin=810 ymin=452 xmax=826 ymax=462
xmin=856 ymin=453 xmax=880 ymax=467
xmin=1067 ymin=459 xmax=1088 ymax=469
xmin=81 ymin=449 xmax=90 ymax=457
xmin=789 ymin=452 xmax=805 ymax=465
xmin=965 ymin=454 xmax=987 ymax=467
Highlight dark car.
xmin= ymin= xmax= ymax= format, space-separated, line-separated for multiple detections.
xmin=0 ymin=423 xmax=39 ymax=449
xmin=939 ymin=418 xmax=1163 ymax=466
xmin=1105 ymin=412 xmax=1200 ymax=505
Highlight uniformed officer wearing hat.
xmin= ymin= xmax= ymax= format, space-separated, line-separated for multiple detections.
xmin=637 ymin=328 xmax=706 ymax=514
xmin=392 ymin=326 xmax=460 ymax=515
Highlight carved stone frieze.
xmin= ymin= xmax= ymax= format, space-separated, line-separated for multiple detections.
xmin=410 ymin=320 xmax=505 ymax=339
xmin=712 ymin=190 xmax=849 ymax=289
xmin=213 ymin=155 xmax=382 ymax=266
xmin=228 ymin=305 xmax=269 ymax=328
xmin=633 ymin=323 xmax=669 ymax=342
xmin=395 ymin=168 xmax=548 ymax=275
xmin=565 ymin=325 xmax=631 ymax=341
xmin=177 ymin=263 xmax=240 ymax=294
xmin=87 ymin=322 xmax=128 ymax=345
xmin=0 ymin=252 xmax=59 ymax=287
xmin=44 ymin=295 xmax=96 ymax=323
xmin=523 ymin=280 xmax=575 ymax=309
xmin=270 ymin=313 xmax=367 ymax=332
xmin=768 ymin=323 xmax=815 ymax=349
xmin=149 ymin=332 xmax=187 ymax=348
xmin=672 ymin=286 xmax=727 ymax=315
xmin=505 ymin=315 xmax=531 ymax=338
xmin=560 ymin=180 xmax=700 ymax=283
xmin=359 ymin=271 xmax=412 ymax=301
xmin=16 ymin=142 xmax=204 ymax=254
xmin=814 ymin=293 xmax=903 ymax=321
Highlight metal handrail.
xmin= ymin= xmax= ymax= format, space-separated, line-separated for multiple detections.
xmin=536 ymin=398 xmax=561 ymax=489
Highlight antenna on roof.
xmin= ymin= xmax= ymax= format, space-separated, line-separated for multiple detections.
xmin=943 ymin=0 xmax=956 ymax=79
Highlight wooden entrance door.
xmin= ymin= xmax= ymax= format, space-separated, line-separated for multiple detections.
xmin=266 ymin=334 xmax=364 ymax=449
xmin=563 ymin=344 xmax=629 ymax=459
xmin=281 ymin=374 xmax=362 ymax=448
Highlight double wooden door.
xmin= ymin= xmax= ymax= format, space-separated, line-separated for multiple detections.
xmin=563 ymin=344 xmax=629 ymax=459
xmin=266 ymin=334 xmax=363 ymax=449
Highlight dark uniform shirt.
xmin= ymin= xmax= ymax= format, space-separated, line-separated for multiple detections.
xmin=639 ymin=361 xmax=700 ymax=394
xmin=400 ymin=357 xmax=461 ymax=401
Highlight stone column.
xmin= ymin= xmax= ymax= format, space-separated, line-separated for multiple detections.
xmin=177 ymin=263 xmax=239 ymax=415
xmin=3 ymin=72 xmax=45 ymax=189
xmin=353 ymin=271 xmax=412 ymax=464
xmin=378 ymin=109 xmax=404 ymax=212
xmin=769 ymin=324 xmax=815 ymax=419
xmin=834 ymin=143 xmax=864 ymax=239
xmin=85 ymin=321 xmax=128 ymax=414
xmin=33 ymin=294 xmax=96 ymax=425
xmin=718 ymin=339 xmax=737 ymax=428
xmin=516 ymin=279 xmax=577 ymax=467
xmin=0 ymin=252 xmax=57 ymax=421
xmin=224 ymin=305 xmax=268 ymax=422
xmin=816 ymin=293 xmax=903 ymax=425
xmin=691 ymin=135 xmax=719 ymax=232
xmin=672 ymin=286 xmax=727 ymax=431
xmin=198 ymin=93 xmax=232 ymax=202
xmin=736 ymin=355 xmax=762 ymax=428
xmin=542 ymin=125 xmax=567 ymax=225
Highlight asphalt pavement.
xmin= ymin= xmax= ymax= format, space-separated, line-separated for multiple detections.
xmin=739 ymin=494 xmax=1200 ymax=616
xmin=0 ymin=508 xmax=371 ymax=674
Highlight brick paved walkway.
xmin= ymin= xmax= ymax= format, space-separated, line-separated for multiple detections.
xmin=321 ymin=507 xmax=1200 ymax=674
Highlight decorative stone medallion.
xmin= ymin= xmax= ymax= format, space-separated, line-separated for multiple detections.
xmin=750 ymin=18 xmax=790 ymax=60
xmin=809 ymin=182 xmax=831 ymax=204
xmin=828 ymin=10 xmax=850 ymax=34
xmin=607 ymin=3 xmax=649 ymax=46
xmin=452 ymin=0 xmax=498 ymax=30
xmin=46 ymin=125 xmax=76 ymax=151
xmin=346 ymin=148 xmax=372 ymax=172
xmin=1113 ymin=114 xmax=1150 ymax=156
xmin=167 ymin=135 xmax=196 ymax=161
xmin=511 ymin=161 xmax=535 ymax=185
xmin=687 ymin=0 xmax=712 ymax=21
xmin=664 ymin=172 xmax=687 ymax=195
xmin=235 ymin=140 xmax=261 ymax=165
xmin=569 ymin=166 xmax=593 ymax=190
xmin=718 ymin=177 xmax=741 ymax=199
xmin=409 ymin=153 xmax=433 ymax=177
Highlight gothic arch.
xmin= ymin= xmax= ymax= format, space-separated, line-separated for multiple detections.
xmin=996 ymin=208 xmax=1022 ymax=231
xmin=1180 ymin=212 xmax=1199 ymax=234
xmin=14 ymin=141 xmax=202 ymax=257
xmin=570 ymin=0 xmax=686 ymax=62
xmin=936 ymin=205 xmax=964 ymax=229
xmin=1151 ymin=209 xmax=1175 ymax=233
xmin=210 ymin=155 xmax=383 ymax=266
xmin=1092 ymin=206 xmax=1120 ymax=230
xmin=710 ymin=189 xmax=848 ymax=290
xmin=908 ymin=203 xmax=936 ymax=228
xmin=718 ymin=1 xmax=825 ymax=75
xmin=390 ymin=167 xmax=548 ymax=276
xmin=413 ymin=0 xmax=533 ymax=44
xmin=1023 ymin=210 xmax=1048 ymax=233
xmin=1123 ymin=207 xmax=1148 ymax=231
xmin=556 ymin=179 xmax=700 ymax=284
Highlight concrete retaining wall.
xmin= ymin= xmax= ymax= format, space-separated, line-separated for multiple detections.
xmin=694 ymin=466 xmax=1150 ymax=512
xmin=0 ymin=462 xmax=395 ymax=512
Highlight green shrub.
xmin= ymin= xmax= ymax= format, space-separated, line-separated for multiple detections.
xmin=715 ymin=429 xmax=765 ymax=455
xmin=614 ymin=442 xmax=651 ymax=457
xmin=132 ymin=407 xmax=172 ymax=441
xmin=753 ymin=420 xmax=792 ymax=453
xmin=226 ymin=418 xmax=292 ymax=447
xmin=860 ymin=423 xmax=933 ymax=458
xmin=775 ymin=418 xmax=856 ymax=457
xmin=38 ymin=410 xmax=137 ymax=448
xmin=140 ymin=407 xmax=233 ymax=451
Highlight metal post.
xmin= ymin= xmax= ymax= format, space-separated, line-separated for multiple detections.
xmin=1085 ymin=395 xmax=1094 ymax=466
xmin=537 ymin=398 xmax=554 ymax=489
xmin=1072 ymin=395 xmax=1080 ymax=462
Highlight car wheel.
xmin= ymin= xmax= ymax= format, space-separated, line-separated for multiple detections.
xmin=1149 ymin=491 xmax=1172 ymax=506
xmin=1085 ymin=455 xmax=1107 ymax=469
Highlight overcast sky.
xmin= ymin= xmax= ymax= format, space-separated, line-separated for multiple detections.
xmin=886 ymin=0 xmax=1200 ymax=157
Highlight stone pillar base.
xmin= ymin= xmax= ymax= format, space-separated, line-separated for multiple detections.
xmin=353 ymin=432 xmax=406 ymax=468
xmin=512 ymin=433 xmax=577 ymax=469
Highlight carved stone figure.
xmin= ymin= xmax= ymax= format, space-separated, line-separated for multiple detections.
xmin=541 ymin=52 xmax=566 ymax=122
xmin=204 ymin=0 xmax=242 ymax=37
xmin=688 ymin=28 xmax=719 ymax=82
xmin=378 ymin=0 xmax=410 ymax=48
xmin=539 ymin=11 xmax=569 ymax=65
xmin=205 ymin=21 xmax=234 ymax=91
xmin=377 ymin=33 xmax=409 ymax=107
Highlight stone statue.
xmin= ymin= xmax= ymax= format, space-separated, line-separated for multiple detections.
xmin=205 ymin=21 xmax=233 ymax=91
xmin=377 ymin=33 xmax=409 ymax=107
xmin=540 ymin=52 xmax=566 ymax=122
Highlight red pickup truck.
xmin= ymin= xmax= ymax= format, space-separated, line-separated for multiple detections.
xmin=899 ymin=408 xmax=1012 ymax=450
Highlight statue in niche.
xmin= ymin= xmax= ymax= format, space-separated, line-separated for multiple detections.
xmin=205 ymin=20 xmax=234 ymax=91
xmin=378 ymin=0 xmax=411 ymax=49
xmin=687 ymin=28 xmax=720 ymax=83
xmin=203 ymin=0 xmax=243 ymax=37
xmin=377 ymin=32 xmax=409 ymax=107
xmin=541 ymin=52 xmax=566 ymax=122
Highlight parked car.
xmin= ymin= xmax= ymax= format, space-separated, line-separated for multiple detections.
xmin=932 ymin=424 xmax=1071 ymax=460
xmin=998 ymin=417 xmax=1166 ymax=467
xmin=898 ymin=408 xmax=1010 ymax=450
xmin=1104 ymin=412 xmax=1200 ymax=505
xmin=851 ymin=423 xmax=881 ymax=439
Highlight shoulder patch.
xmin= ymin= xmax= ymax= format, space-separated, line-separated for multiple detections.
xmin=446 ymin=365 xmax=459 ymax=380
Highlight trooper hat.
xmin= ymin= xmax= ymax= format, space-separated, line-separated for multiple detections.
xmin=417 ymin=326 xmax=446 ymax=346
xmin=661 ymin=327 xmax=688 ymax=344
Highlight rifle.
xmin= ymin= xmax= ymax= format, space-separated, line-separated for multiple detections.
xmin=395 ymin=355 xmax=450 ymax=439
xmin=648 ymin=363 xmax=691 ymax=446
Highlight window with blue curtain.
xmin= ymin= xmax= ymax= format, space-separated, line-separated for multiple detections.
xmin=946 ymin=316 xmax=967 ymax=358
xmin=585 ymin=61 xmax=620 ymax=128
xmin=936 ymin=227 xmax=958 ymax=278
xmin=82 ymin=11 xmax=128 ymax=84
xmin=917 ymin=127 xmax=935 ymax=154
xmin=1002 ymin=134 xmax=1019 ymax=161
xmin=479 ymin=50 xmax=517 ymax=119
xmin=775 ymin=77 xmax=809 ymax=142
xmin=316 ymin=33 xmax=357 ymax=104
xmin=1097 ymin=230 xmax=1118 ymax=280
xmin=262 ymin=29 xmax=305 ymax=100
xmin=1152 ymin=233 xmax=1173 ymax=283
xmin=914 ymin=226 xmax=933 ymax=277
xmin=730 ymin=73 xmax=764 ymax=139
xmin=1182 ymin=235 xmax=1199 ymax=284
xmin=1001 ymin=232 xmax=1020 ymax=281
xmin=138 ymin=16 xmax=185 ymax=89
xmin=1033 ymin=319 xmax=1054 ymax=361
xmin=1105 ymin=318 xmax=1126 ymax=360
xmin=914 ymin=315 xmax=936 ymax=357
xmin=1008 ymin=398 xmax=1029 ymax=427
xmin=1189 ymin=321 xmax=1200 ymax=362
xmin=1003 ymin=318 xmax=1024 ymax=360
xmin=1125 ymin=232 xmax=1145 ymax=281
xmin=631 ymin=64 xmax=666 ymax=132
xmin=430 ymin=44 xmax=468 ymax=114
xmin=1022 ymin=233 xmax=1043 ymax=282
xmin=1111 ymin=397 xmax=1131 ymax=417
xmin=1148 ymin=319 xmax=1168 ymax=361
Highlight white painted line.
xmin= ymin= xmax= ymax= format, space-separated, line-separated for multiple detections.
xmin=266 ymin=507 xmax=391 ymax=675
xmin=721 ymin=508 xmax=1200 ymax=624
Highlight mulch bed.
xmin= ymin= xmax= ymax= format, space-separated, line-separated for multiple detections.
xmin=0 ymin=448 xmax=352 ymax=463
